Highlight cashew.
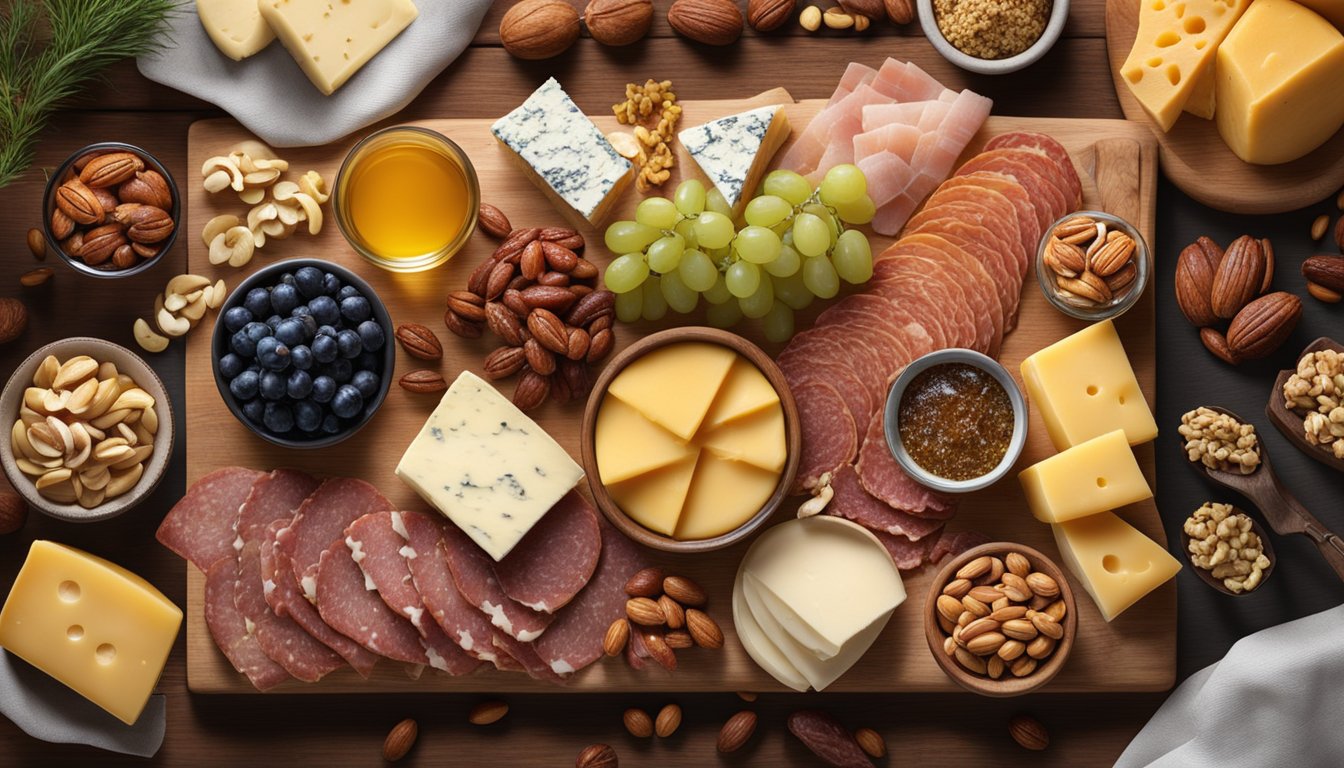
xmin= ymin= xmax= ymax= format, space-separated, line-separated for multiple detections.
xmin=201 ymin=156 xmax=245 ymax=192
xmin=202 ymin=214 xmax=240 ymax=247
xmin=209 ymin=226 xmax=256 ymax=267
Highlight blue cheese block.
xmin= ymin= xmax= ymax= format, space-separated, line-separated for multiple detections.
xmin=395 ymin=371 xmax=584 ymax=562
xmin=679 ymin=105 xmax=791 ymax=213
xmin=492 ymin=77 xmax=635 ymax=225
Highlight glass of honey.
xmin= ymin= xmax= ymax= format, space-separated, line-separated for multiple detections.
xmin=333 ymin=126 xmax=479 ymax=273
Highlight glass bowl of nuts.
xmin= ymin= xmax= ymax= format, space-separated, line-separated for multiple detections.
xmin=1036 ymin=210 xmax=1150 ymax=322
xmin=925 ymin=542 xmax=1077 ymax=697
xmin=43 ymin=142 xmax=181 ymax=279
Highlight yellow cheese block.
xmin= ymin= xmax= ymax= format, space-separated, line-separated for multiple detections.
xmin=197 ymin=0 xmax=275 ymax=60
xmin=1051 ymin=512 xmax=1181 ymax=622
xmin=0 ymin=541 xmax=182 ymax=725
xmin=1215 ymin=0 xmax=1344 ymax=165
xmin=607 ymin=457 xmax=700 ymax=538
xmin=675 ymin=452 xmax=779 ymax=540
xmin=595 ymin=396 xmax=698 ymax=485
xmin=259 ymin=0 xmax=418 ymax=95
xmin=607 ymin=342 xmax=738 ymax=441
xmin=1184 ymin=61 xmax=1216 ymax=120
xmin=701 ymin=357 xmax=780 ymax=432
xmin=1020 ymin=320 xmax=1157 ymax=451
xmin=1119 ymin=0 xmax=1250 ymax=131
xmin=1299 ymin=0 xmax=1344 ymax=28
xmin=1019 ymin=430 xmax=1152 ymax=523
xmin=699 ymin=404 xmax=786 ymax=473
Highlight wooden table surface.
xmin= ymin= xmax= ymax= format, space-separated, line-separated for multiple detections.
xmin=3 ymin=2 xmax=1343 ymax=765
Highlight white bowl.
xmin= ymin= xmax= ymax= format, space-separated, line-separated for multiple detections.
xmin=0 ymin=337 xmax=174 ymax=522
xmin=917 ymin=0 xmax=1070 ymax=75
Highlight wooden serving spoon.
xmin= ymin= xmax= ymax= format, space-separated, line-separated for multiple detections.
xmin=1181 ymin=405 xmax=1344 ymax=583
xmin=1267 ymin=337 xmax=1344 ymax=474
xmin=1178 ymin=505 xmax=1276 ymax=597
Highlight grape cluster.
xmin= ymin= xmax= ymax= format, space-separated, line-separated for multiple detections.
xmin=601 ymin=165 xmax=876 ymax=342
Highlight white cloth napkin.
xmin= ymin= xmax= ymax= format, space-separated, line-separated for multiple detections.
xmin=137 ymin=1 xmax=494 ymax=147
xmin=1117 ymin=603 xmax=1344 ymax=768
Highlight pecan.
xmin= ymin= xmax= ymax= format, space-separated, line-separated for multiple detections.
xmin=79 ymin=152 xmax=143 ymax=188
xmin=566 ymin=327 xmax=590 ymax=361
xmin=1044 ymin=238 xmax=1085 ymax=278
xmin=559 ymin=358 xmax=591 ymax=398
xmin=446 ymin=290 xmax=487 ymax=322
xmin=502 ymin=288 xmax=530 ymax=318
xmin=1226 ymin=291 xmax=1301 ymax=361
xmin=399 ymin=370 xmax=448 ymax=393
xmin=395 ymin=323 xmax=444 ymax=360
xmin=549 ymin=371 xmax=572 ymax=404
xmin=78 ymin=224 xmax=127 ymax=265
xmin=587 ymin=328 xmax=615 ymax=363
xmin=131 ymin=242 xmax=160 ymax=260
xmin=527 ymin=308 xmax=569 ymax=354
xmin=1175 ymin=237 xmax=1223 ymax=327
xmin=570 ymin=259 xmax=599 ymax=280
xmin=525 ymin=340 xmax=557 ymax=378
xmin=538 ymin=226 xmax=578 ymax=242
xmin=92 ymin=186 xmax=119 ymax=214
xmin=494 ymin=227 xmax=541 ymax=261
xmin=564 ymin=289 xmax=616 ymax=326
xmin=467 ymin=256 xmax=498 ymax=297
xmin=485 ymin=260 xmax=516 ymax=300
xmin=49 ymin=208 xmax=75 ymax=240
xmin=1089 ymin=232 xmax=1136 ymax=277
xmin=483 ymin=345 xmax=527 ymax=379
xmin=112 ymin=244 xmax=137 ymax=270
xmin=485 ymin=301 xmax=525 ymax=346
xmin=443 ymin=309 xmax=483 ymax=339
xmin=512 ymin=370 xmax=549 ymax=411
xmin=1211 ymin=235 xmax=1266 ymax=319
xmin=520 ymin=285 xmax=579 ymax=312
xmin=118 ymin=170 xmax=173 ymax=208
xmin=113 ymin=204 xmax=175 ymax=244
xmin=537 ymin=271 xmax=570 ymax=287
xmin=56 ymin=180 xmax=104 ymax=225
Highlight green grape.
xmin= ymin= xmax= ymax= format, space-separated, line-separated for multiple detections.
xmin=635 ymin=197 xmax=680 ymax=230
xmin=762 ymin=301 xmax=795 ymax=343
xmin=773 ymin=272 xmax=815 ymax=311
xmin=693 ymin=212 xmax=735 ymax=250
xmin=706 ymin=298 xmax=744 ymax=329
xmin=660 ymin=270 xmax=699 ymax=314
xmin=832 ymin=229 xmax=873 ymax=284
xmin=802 ymin=255 xmax=840 ymax=299
xmin=819 ymin=163 xmax=867 ymax=206
xmin=615 ymin=286 xmax=643 ymax=322
xmin=743 ymin=195 xmax=792 ymax=228
xmin=706 ymin=187 xmax=733 ymax=217
xmin=673 ymin=218 xmax=698 ymax=250
xmin=833 ymin=194 xmax=876 ymax=225
xmin=604 ymin=253 xmax=650 ymax=294
xmin=764 ymin=243 xmax=802 ymax=278
xmin=604 ymin=220 xmax=662 ymax=253
xmin=792 ymin=213 xmax=831 ymax=258
xmin=764 ymin=169 xmax=812 ymax=206
xmin=678 ymin=248 xmax=718 ymax=292
xmin=725 ymin=259 xmax=761 ymax=298
xmin=641 ymin=276 xmax=668 ymax=321
xmin=734 ymin=225 xmax=782 ymax=265
xmin=738 ymin=273 xmax=775 ymax=319
xmin=673 ymin=179 xmax=706 ymax=217
xmin=802 ymin=203 xmax=840 ymax=246
xmin=646 ymin=234 xmax=685 ymax=274
xmin=703 ymin=274 xmax=733 ymax=304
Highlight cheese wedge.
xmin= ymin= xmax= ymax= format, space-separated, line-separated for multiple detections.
xmin=1019 ymin=430 xmax=1152 ymax=524
xmin=606 ymin=457 xmax=699 ymax=538
xmin=595 ymin=396 xmax=697 ymax=485
xmin=259 ymin=0 xmax=418 ymax=95
xmin=1052 ymin=512 xmax=1181 ymax=622
xmin=680 ymin=105 xmax=791 ymax=213
xmin=699 ymin=405 xmax=787 ymax=473
xmin=197 ymin=0 xmax=275 ymax=60
xmin=674 ymin=452 xmax=778 ymax=540
xmin=606 ymin=342 xmax=737 ymax=441
xmin=700 ymin=357 xmax=780 ymax=432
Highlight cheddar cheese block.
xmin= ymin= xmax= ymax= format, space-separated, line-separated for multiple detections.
xmin=1020 ymin=429 xmax=1152 ymax=523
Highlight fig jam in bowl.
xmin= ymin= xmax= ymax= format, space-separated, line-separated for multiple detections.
xmin=884 ymin=349 xmax=1028 ymax=493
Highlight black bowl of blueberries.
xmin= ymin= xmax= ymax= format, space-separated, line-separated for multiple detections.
xmin=211 ymin=259 xmax=394 ymax=448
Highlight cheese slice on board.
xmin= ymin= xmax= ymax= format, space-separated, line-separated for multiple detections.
xmin=700 ymin=357 xmax=780 ymax=432
xmin=674 ymin=451 xmax=778 ymax=541
xmin=1051 ymin=512 xmax=1181 ymax=622
xmin=680 ymin=105 xmax=791 ymax=212
xmin=606 ymin=457 xmax=699 ymax=538
xmin=731 ymin=569 xmax=809 ymax=692
xmin=605 ymin=342 xmax=737 ymax=441
xmin=594 ymin=396 xmax=697 ymax=485
xmin=1019 ymin=429 xmax=1152 ymax=524
xmin=197 ymin=0 xmax=275 ymax=60
xmin=259 ymin=0 xmax=419 ymax=95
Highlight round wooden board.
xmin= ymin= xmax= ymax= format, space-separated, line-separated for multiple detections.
xmin=1104 ymin=0 xmax=1344 ymax=213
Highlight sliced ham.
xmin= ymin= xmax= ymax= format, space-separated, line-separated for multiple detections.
xmin=203 ymin=554 xmax=290 ymax=691
xmin=237 ymin=541 xmax=344 ymax=683
xmin=156 ymin=467 xmax=263 ymax=571
xmin=442 ymin=521 xmax=555 ymax=642
xmin=852 ymin=123 xmax=922 ymax=165
xmin=871 ymin=59 xmax=951 ymax=102
xmin=314 ymin=537 xmax=428 ymax=665
xmin=826 ymin=62 xmax=877 ymax=107
xmin=275 ymin=478 xmax=392 ymax=600
xmin=494 ymin=491 xmax=601 ymax=614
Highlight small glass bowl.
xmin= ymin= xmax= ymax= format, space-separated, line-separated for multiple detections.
xmin=1036 ymin=210 xmax=1150 ymax=322
xmin=43 ymin=142 xmax=180 ymax=279
xmin=333 ymin=126 xmax=480 ymax=274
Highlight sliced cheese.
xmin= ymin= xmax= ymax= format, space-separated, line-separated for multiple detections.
xmin=0 ymin=541 xmax=182 ymax=725
xmin=699 ymin=404 xmax=786 ymax=473
xmin=674 ymin=451 xmax=778 ymax=540
xmin=197 ymin=0 xmax=275 ymax=60
xmin=679 ymin=105 xmax=791 ymax=213
xmin=1019 ymin=430 xmax=1152 ymax=524
xmin=731 ymin=568 xmax=809 ymax=692
xmin=1052 ymin=512 xmax=1181 ymax=622
xmin=606 ymin=456 xmax=699 ymax=538
xmin=595 ymin=396 xmax=697 ymax=485
xmin=258 ymin=0 xmax=418 ymax=95
xmin=606 ymin=342 xmax=737 ymax=441
xmin=701 ymin=357 xmax=780 ymax=432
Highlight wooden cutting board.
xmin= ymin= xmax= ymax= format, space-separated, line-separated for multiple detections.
xmin=182 ymin=90 xmax=1171 ymax=694
xmin=1104 ymin=0 xmax=1344 ymax=213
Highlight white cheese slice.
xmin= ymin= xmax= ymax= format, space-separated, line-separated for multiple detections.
xmin=197 ymin=0 xmax=275 ymax=61
xmin=492 ymin=77 xmax=635 ymax=225
xmin=679 ymin=105 xmax=791 ymax=212
xmin=258 ymin=0 xmax=418 ymax=95
xmin=395 ymin=371 xmax=584 ymax=562
xmin=731 ymin=566 xmax=810 ymax=692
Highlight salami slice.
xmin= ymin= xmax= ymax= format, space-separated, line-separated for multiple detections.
xmin=347 ymin=511 xmax=431 ymax=634
xmin=421 ymin=619 xmax=484 ymax=676
xmin=790 ymin=380 xmax=858 ymax=494
xmin=276 ymin=478 xmax=392 ymax=600
xmin=204 ymin=555 xmax=290 ymax=691
xmin=930 ymin=529 xmax=991 ymax=563
xmin=157 ymin=467 xmax=264 ymax=571
xmin=787 ymin=710 xmax=874 ymax=768
xmin=855 ymin=410 xmax=956 ymax=519
xmin=826 ymin=464 xmax=945 ymax=541
xmin=984 ymin=131 xmax=1083 ymax=210
xmin=237 ymin=469 xmax=320 ymax=547
xmin=871 ymin=526 xmax=941 ymax=570
xmin=495 ymin=491 xmax=602 ymax=614
xmin=314 ymin=538 xmax=428 ymax=665
xmin=442 ymin=521 xmax=555 ymax=642
xmin=492 ymin=633 xmax=568 ymax=684
xmin=236 ymin=541 xmax=344 ymax=683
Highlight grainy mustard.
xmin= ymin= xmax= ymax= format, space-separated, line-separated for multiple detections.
xmin=933 ymin=0 xmax=1049 ymax=60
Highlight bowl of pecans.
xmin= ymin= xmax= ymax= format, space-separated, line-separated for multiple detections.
xmin=918 ymin=0 xmax=1070 ymax=75
xmin=1036 ymin=210 xmax=1150 ymax=322
xmin=925 ymin=542 xmax=1077 ymax=696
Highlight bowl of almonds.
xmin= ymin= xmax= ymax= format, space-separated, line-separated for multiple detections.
xmin=925 ymin=542 xmax=1077 ymax=696
xmin=1036 ymin=211 xmax=1149 ymax=321
xmin=0 ymin=337 xmax=173 ymax=522
xmin=43 ymin=142 xmax=180 ymax=278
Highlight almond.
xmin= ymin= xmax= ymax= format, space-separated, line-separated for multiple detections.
xmin=467 ymin=700 xmax=508 ymax=726
xmin=521 ymin=240 xmax=545 ymax=280
xmin=623 ymin=707 xmax=654 ymax=738
xmin=663 ymin=575 xmax=707 ymax=606
xmin=668 ymin=0 xmax=744 ymax=45
xmin=884 ymin=0 xmax=915 ymax=23
xmin=603 ymin=618 xmax=630 ymax=656
xmin=1211 ymin=235 xmax=1266 ymax=319
xmin=542 ymin=241 xmax=579 ymax=272
xmin=398 ymin=370 xmax=447 ymax=394
xmin=26 ymin=228 xmax=45 ymax=260
xmin=643 ymin=631 xmax=678 ymax=670
xmin=467 ymin=256 xmax=499 ymax=297
xmin=655 ymin=703 xmax=682 ymax=738
xmin=559 ymin=358 xmax=592 ymax=398
xmin=686 ymin=609 xmax=723 ymax=648
xmin=486 ymin=260 xmax=516 ymax=300
xmin=566 ymin=327 xmax=591 ymax=361
xmin=382 ymin=718 xmax=418 ymax=762
xmin=575 ymin=744 xmax=618 ymax=768
xmin=748 ymin=0 xmax=795 ymax=30
xmin=717 ymin=711 xmax=758 ymax=753
xmin=49 ymin=208 xmax=75 ymax=240
xmin=524 ymin=337 xmax=557 ymax=375
xmin=512 ymin=370 xmax=550 ymax=411
xmin=564 ymin=289 xmax=616 ymax=326
xmin=624 ymin=567 xmax=665 ymax=597
xmin=495 ymin=227 xmax=542 ymax=261
xmin=1226 ymin=291 xmax=1301 ymax=361
xmin=1302 ymin=254 xmax=1344 ymax=294
xmin=1308 ymin=282 xmax=1343 ymax=303
xmin=527 ymin=308 xmax=570 ymax=354
xmin=571 ymin=258 xmax=599 ymax=279
xmin=659 ymin=594 xmax=685 ymax=629
xmin=486 ymin=301 xmax=526 ymax=346
xmin=394 ymin=323 xmax=443 ymax=360
xmin=664 ymin=629 xmax=694 ymax=649
xmin=585 ymin=0 xmax=654 ymax=45
xmin=1089 ymin=232 xmax=1136 ymax=277
xmin=626 ymin=597 xmax=665 ymax=626
xmin=1044 ymin=238 xmax=1086 ymax=278
xmin=500 ymin=0 xmax=580 ymax=59
xmin=477 ymin=203 xmax=512 ymax=239
xmin=520 ymin=284 xmax=579 ymax=312
xmin=1008 ymin=713 xmax=1049 ymax=751
xmin=79 ymin=152 xmax=143 ymax=188
xmin=855 ymin=727 xmax=886 ymax=759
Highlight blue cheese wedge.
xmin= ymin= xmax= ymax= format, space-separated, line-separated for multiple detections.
xmin=395 ymin=372 xmax=584 ymax=562
xmin=679 ymin=105 xmax=791 ymax=213
xmin=492 ymin=77 xmax=635 ymax=225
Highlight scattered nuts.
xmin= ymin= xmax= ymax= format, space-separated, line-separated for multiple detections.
xmin=626 ymin=596 xmax=665 ymax=626
xmin=686 ymin=609 xmax=724 ymax=648
xmin=19 ymin=268 xmax=53 ymax=287
xmin=501 ymin=0 xmax=581 ymax=59
xmin=134 ymin=318 xmax=170 ymax=354
xmin=478 ymin=203 xmax=513 ymax=239
xmin=717 ymin=711 xmax=758 ymax=753
xmin=603 ymin=617 xmax=631 ymax=656
xmin=398 ymin=370 xmax=448 ymax=394
xmin=1312 ymin=214 xmax=1331 ymax=241
xmin=800 ymin=4 xmax=823 ymax=30
xmin=625 ymin=567 xmax=665 ymax=597
xmin=575 ymin=744 xmax=618 ymax=768
xmin=854 ymin=727 xmax=886 ymax=758
xmin=748 ymin=0 xmax=796 ymax=30
xmin=382 ymin=718 xmax=418 ymax=762
xmin=585 ymin=0 xmax=655 ymax=46
xmin=622 ymin=707 xmax=654 ymax=738
xmin=467 ymin=700 xmax=509 ymax=726
xmin=26 ymin=228 xmax=45 ymax=260
xmin=668 ymin=0 xmax=744 ymax=45
xmin=655 ymin=703 xmax=682 ymax=737
xmin=1180 ymin=407 xmax=1260 ymax=475
xmin=737 ymin=691 xmax=758 ymax=702
xmin=394 ymin=323 xmax=444 ymax=361
xmin=2 ymin=298 xmax=32 ymax=344
xmin=1009 ymin=713 xmax=1050 ymax=750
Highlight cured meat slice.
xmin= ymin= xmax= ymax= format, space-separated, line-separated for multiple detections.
xmin=399 ymin=511 xmax=506 ymax=665
xmin=852 ymin=123 xmax=921 ymax=165
xmin=783 ymin=84 xmax=893 ymax=177
xmin=855 ymin=410 xmax=957 ymax=519
xmin=826 ymin=62 xmax=877 ymax=107
xmin=826 ymin=464 xmax=945 ymax=541
xmin=893 ymin=234 xmax=1002 ymax=355
xmin=492 ymin=633 xmax=568 ymax=684
xmin=857 ymin=152 xmax=917 ymax=208
xmin=236 ymin=541 xmax=344 ymax=683
xmin=346 ymin=511 xmax=431 ymax=634
xmin=237 ymin=469 xmax=320 ymax=546
xmin=984 ymin=131 xmax=1083 ymax=210
xmin=954 ymin=154 xmax=1065 ymax=232
xmin=925 ymin=177 xmax=1030 ymax=279
xmin=533 ymin=515 xmax=647 ymax=677
xmin=871 ymin=59 xmax=952 ymax=102
xmin=495 ymin=491 xmax=602 ymax=614
xmin=204 ymin=554 xmax=290 ymax=691
xmin=260 ymin=520 xmax=379 ymax=677
xmin=442 ymin=522 xmax=555 ymax=642
xmin=790 ymin=380 xmax=858 ymax=493
xmin=930 ymin=530 xmax=991 ymax=563
xmin=420 ymin=619 xmax=484 ymax=676
xmin=871 ymin=527 xmax=941 ymax=571
xmin=958 ymin=171 xmax=1040 ymax=265
xmin=157 ymin=467 xmax=264 ymax=571
xmin=276 ymin=478 xmax=392 ymax=599
xmin=314 ymin=538 xmax=428 ymax=665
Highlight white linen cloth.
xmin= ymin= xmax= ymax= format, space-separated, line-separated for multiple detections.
xmin=137 ymin=1 xmax=493 ymax=147
xmin=1117 ymin=603 xmax=1344 ymax=768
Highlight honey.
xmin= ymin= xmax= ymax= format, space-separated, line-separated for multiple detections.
xmin=899 ymin=362 xmax=1014 ymax=481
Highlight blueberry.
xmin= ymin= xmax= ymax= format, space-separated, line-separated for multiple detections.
xmin=321 ymin=414 xmax=342 ymax=434
xmin=256 ymin=337 xmax=291 ymax=371
xmin=270 ymin=283 xmax=300 ymax=315
xmin=241 ymin=398 xmax=265 ymax=424
xmin=287 ymin=369 xmax=313 ymax=400
xmin=323 ymin=272 xmax=341 ymax=296
xmin=315 ymin=325 xmax=337 ymax=338
xmin=339 ymin=296 xmax=371 ymax=323
xmin=275 ymin=318 xmax=307 ymax=347
xmin=262 ymin=402 xmax=294 ymax=433
xmin=337 ymin=285 xmax=361 ymax=301
xmin=290 ymin=305 xmax=313 ymax=320
xmin=230 ymin=330 xmax=257 ymax=358
xmin=219 ymin=352 xmax=246 ymax=380
xmin=244 ymin=287 xmax=272 ymax=318
xmin=331 ymin=384 xmax=364 ymax=419
xmin=223 ymin=306 xmax=253 ymax=333
xmin=278 ymin=272 xmax=295 ymax=286
xmin=336 ymin=329 xmax=362 ymax=359
xmin=311 ymin=375 xmax=336 ymax=404
xmin=245 ymin=321 xmax=272 ymax=343
xmin=294 ymin=399 xmax=322 ymax=432
xmin=351 ymin=370 xmax=380 ymax=399
xmin=309 ymin=295 xmax=339 ymax=326
xmin=295 ymin=266 xmax=325 ymax=298
xmin=295 ymin=314 xmax=317 ymax=339
xmin=324 ymin=358 xmax=353 ymax=383
xmin=265 ymin=314 xmax=283 ymax=331
xmin=229 ymin=370 xmax=259 ymax=400
xmin=311 ymin=334 xmax=338 ymax=364
xmin=290 ymin=345 xmax=313 ymax=371
xmin=356 ymin=320 xmax=385 ymax=352
xmin=356 ymin=351 xmax=380 ymax=373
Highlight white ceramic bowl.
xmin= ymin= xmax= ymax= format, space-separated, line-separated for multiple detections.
xmin=0 ymin=337 xmax=174 ymax=522
xmin=917 ymin=0 xmax=1070 ymax=75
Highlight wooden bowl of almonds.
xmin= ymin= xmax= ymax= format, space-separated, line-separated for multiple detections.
xmin=0 ymin=337 xmax=174 ymax=522
xmin=924 ymin=542 xmax=1077 ymax=697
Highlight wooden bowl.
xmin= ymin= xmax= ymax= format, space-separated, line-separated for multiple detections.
xmin=1178 ymin=505 xmax=1276 ymax=597
xmin=924 ymin=542 xmax=1078 ymax=697
xmin=1267 ymin=337 xmax=1344 ymax=474
xmin=0 ymin=337 xmax=174 ymax=522
xmin=579 ymin=327 xmax=800 ymax=553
